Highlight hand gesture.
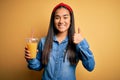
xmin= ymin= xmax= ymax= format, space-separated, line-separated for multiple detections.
xmin=73 ymin=27 xmax=84 ymax=44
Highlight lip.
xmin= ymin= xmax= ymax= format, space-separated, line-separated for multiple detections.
xmin=58 ymin=24 xmax=65 ymax=26
xmin=58 ymin=25 xmax=65 ymax=28
xmin=58 ymin=23 xmax=65 ymax=26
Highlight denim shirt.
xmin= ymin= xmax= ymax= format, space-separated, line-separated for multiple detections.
xmin=27 ymin=36 xmax=95 ymax=80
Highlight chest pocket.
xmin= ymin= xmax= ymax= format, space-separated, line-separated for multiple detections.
xmin=50 ymin=41 xmax=68 ymax=61
xmin=50 ymin=48 xmax=65 ymax=60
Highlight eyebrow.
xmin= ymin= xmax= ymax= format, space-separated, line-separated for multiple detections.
xmin=55 ymin=14 xmax=70 ymax=17
xmin=63 ymin=14 xmax=69 ymax=17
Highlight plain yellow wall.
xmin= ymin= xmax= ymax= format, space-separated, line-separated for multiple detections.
xmin=0 ymin=0 xmax=120 ymax=80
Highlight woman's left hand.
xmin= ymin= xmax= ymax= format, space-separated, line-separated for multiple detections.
xmin=73 ymin=27 xmax=84 ymax=44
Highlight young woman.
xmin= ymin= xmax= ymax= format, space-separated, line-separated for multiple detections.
xmin=25 ymin=3 xmax=95 ymax=80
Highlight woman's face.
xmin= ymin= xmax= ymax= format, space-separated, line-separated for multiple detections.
xmin=54 ymin=7 xmax=71 ymax=33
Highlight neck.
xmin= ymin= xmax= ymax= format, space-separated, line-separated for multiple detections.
xmin=56 ymin=31 xmax=68 ymax=43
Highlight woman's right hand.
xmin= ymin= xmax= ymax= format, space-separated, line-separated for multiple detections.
xmin=24 ymin=47 xmax=32 ymax=60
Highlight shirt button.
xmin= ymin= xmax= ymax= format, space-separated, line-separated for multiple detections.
xmin=56 ymin=61 xmax=58 ymax=64
xmin=55 ymin=71 xmax=57 ymax=74
xmin=64 ymin=50 xmax=66 ymax=53
xmin=54 ymin=71 xmax=57 ymax=75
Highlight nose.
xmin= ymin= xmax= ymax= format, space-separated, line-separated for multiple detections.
xmin=59 ymin=18 xmax=64 ymax=24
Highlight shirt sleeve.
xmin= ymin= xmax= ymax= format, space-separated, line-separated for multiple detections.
xmin=26 ymin=39 xmax=44 ymax=71
xmin=76 ymin=39 xmax=95 ymax=71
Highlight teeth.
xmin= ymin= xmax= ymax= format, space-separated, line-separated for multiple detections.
xmin=59 ymin=25 xmax=64 ymax=27
xmin=59 ymin=23 xmax=65 ymax=25
xmin=59 ymin=25 xmax=64 ymax=26
xmin=58 ymin=25 xmax=64 ymax=27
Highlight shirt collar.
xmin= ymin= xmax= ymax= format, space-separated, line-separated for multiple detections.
xmin=53 ymin=35 xmax=68 ymax=43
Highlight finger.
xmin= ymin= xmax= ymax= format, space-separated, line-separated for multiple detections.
xmin=78 ymin=27 xmax=80 ymax=33
xmin=25 ymin=52 xmax=31 ymax=56
xmin=25 ymin=47 xmax=27 ymax=50
xmin=37 ymin=49 xmax=38 ymax=53
xmin=25 ymin=49 xmax=30 ymax=53
xmin=24 ymin=56 xmax=32 ymax=60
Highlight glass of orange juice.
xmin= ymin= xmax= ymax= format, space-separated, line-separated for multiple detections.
xmin=26 ymin=38 xmax=38 ymax=59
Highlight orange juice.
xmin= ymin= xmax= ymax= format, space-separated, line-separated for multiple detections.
xmin=26 ymin=38 xmax=38 ymax=58
xmin=27 ymin=42 xmax=37 ymax=58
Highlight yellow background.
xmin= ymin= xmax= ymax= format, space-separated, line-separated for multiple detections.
xmin=0 ymin=0 xmax=120 ymax=80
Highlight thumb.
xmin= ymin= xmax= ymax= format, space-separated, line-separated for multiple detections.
xmin=78 ymin=27 xmax=80 ymax=33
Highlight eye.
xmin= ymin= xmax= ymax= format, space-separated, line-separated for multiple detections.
xmin=55 ymin=17 xmax=59 ymax=19
xmin=55 ymin=16 xmax=60 ymax=20
xmin=64 ymin=17 xmax=68 ymax=19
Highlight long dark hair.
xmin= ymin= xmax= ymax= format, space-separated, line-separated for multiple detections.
xmin=42 ymin=6 xmax=77 ymax=65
